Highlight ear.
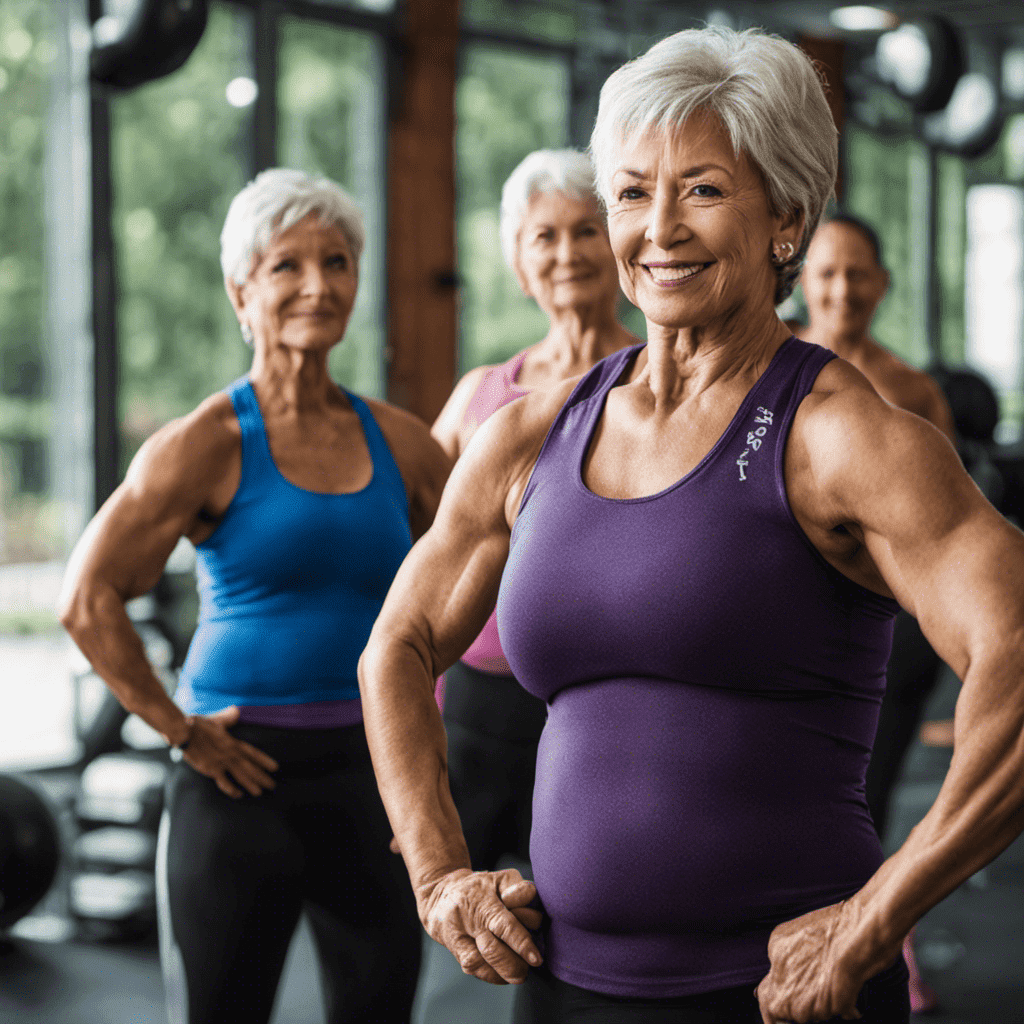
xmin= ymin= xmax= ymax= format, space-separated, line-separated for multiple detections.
xmin=776 ymin=207 xmax=805 ymax=252
xmin=511 ymin=253 xmax=533 ymax=299
xmin=225 ymin=276 xmax=246 ymax=322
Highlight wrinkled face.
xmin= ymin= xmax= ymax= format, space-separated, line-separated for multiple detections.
xmin=231 ymin=212 xmax=358 ymax=352
xmin=801 ymin=222 xmax=888 ymax=337
xmin=515 ymin=191 xmax=620 ymax=314
xmin=606 ymin=114 xmax=795 ymax=330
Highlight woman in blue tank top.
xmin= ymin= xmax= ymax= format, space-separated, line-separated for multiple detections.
xmin=358 ymin=27 xmax=1024 ymax=1024
xmin=60 ymin=169 xmax=451 ymax=1024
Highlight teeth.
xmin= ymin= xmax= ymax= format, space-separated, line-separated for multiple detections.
xmin=646 ymin=263 xmax=708 ymax=282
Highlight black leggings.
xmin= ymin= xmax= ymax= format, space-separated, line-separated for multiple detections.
xmin=442 ymin=660 xmax=547 ymax=870
xmin=513 ymin=958 xmax=910 ymax=1024
xmin=866 ymin=610 xmax=944 ymax=839
xmin=158 ymin=723 xmax=421 ymax=1024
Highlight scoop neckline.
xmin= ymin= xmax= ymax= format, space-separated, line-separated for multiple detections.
xmin=575 ymin=337 xmax=794 ymax=504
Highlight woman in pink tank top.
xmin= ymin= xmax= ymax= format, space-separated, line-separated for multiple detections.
xmin=409 ymin=144 xmax=634 ymax=1024
xmin=414 ymin=148 xmax=639 ymax=1024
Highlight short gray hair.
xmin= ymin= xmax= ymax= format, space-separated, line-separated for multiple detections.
xmin=590 ymin=26 xmax=838 ymax=303
xmin=499 ymin=149 xmax=600 ymax=269
xmin=220 ymin=168 xmax=365 ymax=285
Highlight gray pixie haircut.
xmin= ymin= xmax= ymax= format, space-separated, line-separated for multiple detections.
xmin=590 ymin=26 xmax=838 ymax=303
xmin=220 ymin=168 xmax=365 ymax=285
xmin=499 ymin=149 xmax=600 ymax=270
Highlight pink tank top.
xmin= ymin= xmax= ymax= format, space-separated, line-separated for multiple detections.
xmin=458 ymin=350 xmax=530 ymax=675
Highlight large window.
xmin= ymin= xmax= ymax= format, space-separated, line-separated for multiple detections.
xmin=0 ymin=0 xmax=84 ymax=771
xmin=278 ymin=16 xmax=386 ymax=398
xmin=455 ymin=43 xmax=570 ymax=372
xmin=111 ymin=2 xmax=255 ymax=470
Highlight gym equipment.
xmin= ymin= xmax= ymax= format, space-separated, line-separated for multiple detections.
xmin=0 ymin=774 xmax=62 ymax=932
xmin=91 ymin=0 xmax=209 ymax=90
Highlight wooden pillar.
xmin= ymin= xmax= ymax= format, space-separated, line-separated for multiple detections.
xmin=799 ymin=35 xmax=845 ymax=201
xmin=385 ymin=0 xmax=459 ymax=422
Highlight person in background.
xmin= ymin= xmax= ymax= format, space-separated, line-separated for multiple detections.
xmin=799 ymin=214 xmax=957 ymax=1014
xmin=59 ymin=169 xmax=450 ymax=1024
xmin=358 ymin=25 xmax=1024 ymax=1024
xmin=416 ymin=147 xmax=639 ymax=1024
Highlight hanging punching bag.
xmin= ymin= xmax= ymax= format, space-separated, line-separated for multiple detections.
xmin=91 ymin=0 xmax=209 ymax=91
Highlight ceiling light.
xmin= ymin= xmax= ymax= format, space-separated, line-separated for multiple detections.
xmin=225 ymin=76 xmax=257 ymax=107
xmin=829 ymin=6 xmax=898 ymax=32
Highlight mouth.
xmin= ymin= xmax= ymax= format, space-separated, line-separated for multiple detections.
xmin=641 ymin=261 xmax=714 ymax=287
xmin=553 ymin=273 xmax=597 ymax=284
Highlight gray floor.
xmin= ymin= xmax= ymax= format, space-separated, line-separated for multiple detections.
xmin=2 ymin=666 xmax=1022 ymax=1023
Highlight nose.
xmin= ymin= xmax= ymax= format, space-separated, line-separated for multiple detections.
xmin=645 ymin=187 xmax=685 ymax=251
xmin=300 ymin=261 xmax=330 ymax=295
xmin=555 ymin=231 xmax=578 ymax=265
xmin=831 ymin=273 xmax=853 ymax=302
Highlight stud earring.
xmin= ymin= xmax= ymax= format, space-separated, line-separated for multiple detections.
xmin=771 ymin=241 xmax=795 ymax=265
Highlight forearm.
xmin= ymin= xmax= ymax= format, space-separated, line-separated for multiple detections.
xmin=847 ymin=655 xmax=1024 ymax=964
xmin=358 ymin=631 xmax=472 ymax=899
xmin=61 ymin=581 xmax=191 ymax=746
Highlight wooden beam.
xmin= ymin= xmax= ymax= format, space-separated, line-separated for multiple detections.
xmin=385 ymin=0 xmax=459 ymax=422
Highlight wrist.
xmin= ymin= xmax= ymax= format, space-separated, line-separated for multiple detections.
xmin=837 ymin=891 xmax=904 ymax=979
xmin=165 ymin=714 xmax=196 ymax=751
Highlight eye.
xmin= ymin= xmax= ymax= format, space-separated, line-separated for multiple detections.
xmin=692 ymin=183 xmax=722 ymax=198
xmin=577 ymin=224 xmax=599 ymax=237
xmin=617 ymin=187 xmax=646 ymax=202
xmin=326 ymin=253 xmax=349 ymax=270
xmin=272 ymin=258 xmax=296 ymax=273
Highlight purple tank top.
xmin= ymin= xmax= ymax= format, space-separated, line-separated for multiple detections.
xmin=496 ymin=337 xmax=899 ymax=998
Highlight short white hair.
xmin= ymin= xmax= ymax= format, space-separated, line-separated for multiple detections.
xmin=590 ymin=26 xmax=838 ymax=302
xmin=220 ymin=168 xmax=365 ymax=285
xmin=499 ymin=149 xmax=600 ymax=269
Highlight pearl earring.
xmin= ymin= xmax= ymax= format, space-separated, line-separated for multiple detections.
xmin=240 ymin=323 xmax=254 ymax=347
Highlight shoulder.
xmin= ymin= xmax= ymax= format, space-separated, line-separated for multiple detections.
xmin=861 ymin=345 xmax=954 ymax=434
xmin=361 ymin=396 xmax=452 ymax=490
xmin=791 ymin=357 xmax=960 ymax=514
xmin=126 ymin=391 xmax=240 ymax=494
xmin=459 ymin=376 xmax=579 ymax=523
xmin=430 ymin=364 xmax=498 ymax=459
xmin=362 ymin=395 xmax=437 ymax=453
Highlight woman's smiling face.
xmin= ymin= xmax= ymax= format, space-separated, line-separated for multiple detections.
xmin=606 ymin=112 xmax=796 ymax=331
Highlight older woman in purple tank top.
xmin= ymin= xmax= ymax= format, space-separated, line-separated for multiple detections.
xmin=360 ymin=27 xmax=1024 ymax=1024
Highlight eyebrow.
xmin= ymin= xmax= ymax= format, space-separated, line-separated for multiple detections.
xmin=616 ymin=163 xmax=732 ymax=181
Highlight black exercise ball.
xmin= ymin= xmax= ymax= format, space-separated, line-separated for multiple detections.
xmin=0 ymin=774 xmax=62 ymax=931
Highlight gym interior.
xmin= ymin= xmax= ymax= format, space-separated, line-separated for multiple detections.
xmin=2 ymin=0 xmax=1024 ymax=1021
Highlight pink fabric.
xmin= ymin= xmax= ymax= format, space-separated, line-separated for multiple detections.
xmin=458 ymin=350 xmax=531 ymax=677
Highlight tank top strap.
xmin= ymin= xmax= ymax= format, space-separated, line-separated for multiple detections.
xmin=343 ymin=390 xmax=410 ymax=517
xmin=518 ymin=343 xmax=644 ymax=516
xmin=224 ymin=377 xmax=276 ymax=493
xmin=502 ymin=348 xmax=530 ymax=387
xmin=761 ymin=337 xmax=837 ymax=434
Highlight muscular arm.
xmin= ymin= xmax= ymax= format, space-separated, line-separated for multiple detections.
xmin=758 ymin=374 xmax=1024 ymax=1021
xmin=59 ymin=399 xmax=277 ymax=797
xmin=359 ymin=384 xmax=571 ymax=982
xmin=830 ymin=397 xmax=1024 ymax=938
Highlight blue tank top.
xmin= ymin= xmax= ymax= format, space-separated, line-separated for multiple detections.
xmin=496 ymin=338 xmax=900 ymax=997
xmin=177 ymin=379 xmax=412 ymax=715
